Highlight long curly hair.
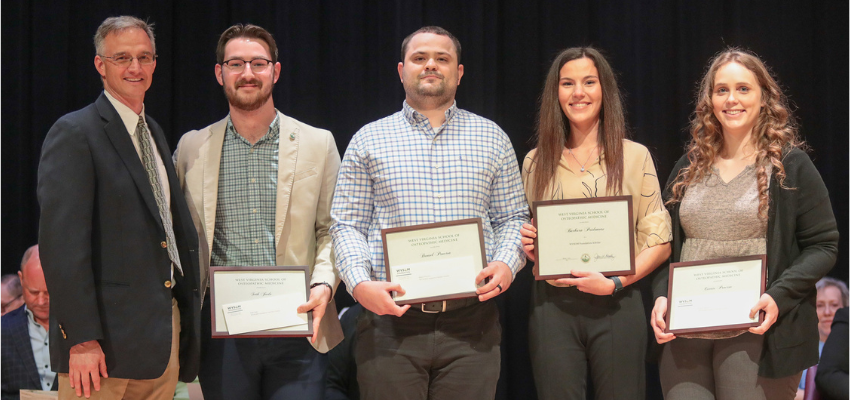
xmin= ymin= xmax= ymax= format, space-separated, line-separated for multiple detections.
xmin=529 ymin=47 xmax=627 ymax=202
xmin=667 ymin=48 xmax=803 ymax=217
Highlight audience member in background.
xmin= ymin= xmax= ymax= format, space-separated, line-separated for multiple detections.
xmin=815 ymin=306 xmax=848 ymax=400
xmin=1 ymin=274 xmax=24 ymax=316
xmin=1 ymin=245 xmax=57 ymax=399
xmin=797 ymin=277 xmax=849 ymax=399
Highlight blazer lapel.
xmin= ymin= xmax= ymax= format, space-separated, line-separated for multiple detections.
xmin=275 ymin=112 xmax=299 ymax=259
xmin=96 ymin=95 xmax=163 ymax=228
xmin=13 ymin=309 xmax=41 ymax=388
xmin=203 ymin=118 xmax=228 ymax=257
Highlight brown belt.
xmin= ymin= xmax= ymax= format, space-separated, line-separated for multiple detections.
xmin=414 ymin=297 xmax=480 ymax=313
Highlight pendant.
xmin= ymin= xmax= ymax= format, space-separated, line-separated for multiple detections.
xmin=580 ymin=167 xmax=585 ymax=172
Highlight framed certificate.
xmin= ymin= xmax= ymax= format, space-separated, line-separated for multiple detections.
xmin=532 ymin=196 xmax=635 ymax=280
xmin=209 ymin=266 xmax=312 ymax=338
xmin=382 ymin=218 xmax=487 ymax=305
xmin=665 ymin=255 xmax=766 ymax=335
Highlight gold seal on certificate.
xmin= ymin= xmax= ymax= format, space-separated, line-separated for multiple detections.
xmin=381 ymin=218 xmax=487 ymax=305
xmin=209 ymin=266 xmax=312 ymax=338
xmin=665 ymin=255 xmax=766 ymax=335
xmin=531 ymin=196 xmax=635 ymax=280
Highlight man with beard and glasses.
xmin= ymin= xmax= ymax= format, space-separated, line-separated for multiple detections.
xmin=330 ymin=26 xmax=529 ymax=399
xmin=173 ymin=24 xmax=343 ymax=400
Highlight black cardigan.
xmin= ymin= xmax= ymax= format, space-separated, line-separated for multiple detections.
xmin=651 ymin=147 xmax=839 ymax=378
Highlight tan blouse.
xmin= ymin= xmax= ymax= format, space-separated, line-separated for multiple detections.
xmin=522 ymin=140 xmax=672 ymax=254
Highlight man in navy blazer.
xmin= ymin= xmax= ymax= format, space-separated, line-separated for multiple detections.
xmin=1 ymin=246 xmax=57 ymax=399
xmin=37 ymin=16 xmax=200 ymax=400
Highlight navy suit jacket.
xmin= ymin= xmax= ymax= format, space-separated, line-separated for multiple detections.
xmin=1 ymin=306 xmax=58 ymax=400
xmin=37 ymin=93 xmax=201 ymax=381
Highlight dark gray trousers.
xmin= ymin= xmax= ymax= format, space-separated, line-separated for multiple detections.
xmin=355 ymin=300 xmax=501 ymax=400
xmin=529 ymin=282 xmax=647 ymax=400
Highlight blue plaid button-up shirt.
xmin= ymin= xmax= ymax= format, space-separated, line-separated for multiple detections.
xmin=330 ymin=101 xmax=529 ymax=293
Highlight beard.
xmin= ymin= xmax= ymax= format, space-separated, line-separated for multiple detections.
xmin=224 ymin=77 xmax=273 ymax=112
xmin=403 ymin=71 xmax=456 ymax=103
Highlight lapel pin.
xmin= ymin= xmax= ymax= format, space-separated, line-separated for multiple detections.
xmin=289 ymin=132 xmax=296 ymax=141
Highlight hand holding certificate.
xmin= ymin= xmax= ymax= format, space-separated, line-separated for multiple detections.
xmin=532 ymin=196 xmax=635 ymax=280
xmin=665 ymin=255 xmax=766 ymax=335
xmin=210 ymin=266 xmax=313 ymax=338
xmin=382 ymin=218 xmax=487 ymax=305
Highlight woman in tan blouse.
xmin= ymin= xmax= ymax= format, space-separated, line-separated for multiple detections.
xmin=520 ymin=47 xmax=671 ymax=399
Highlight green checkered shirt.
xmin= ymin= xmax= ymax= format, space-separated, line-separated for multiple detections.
xmin=210 ymin=114 xmax=281 ymax=267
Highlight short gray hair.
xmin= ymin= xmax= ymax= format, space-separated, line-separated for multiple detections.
xmin=817 ymin=277 xmax=849 ymax=307
xmin=1 ymin=275 xmax=21 ymax=297
xmin=94 ymin=16 xmax=156 ymax=55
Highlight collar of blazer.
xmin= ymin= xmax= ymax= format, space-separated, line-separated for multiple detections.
xmin=201 ymin=111 xmax=301 ymax=260
xmin=96 ymin=93 xmax=166 ymax=230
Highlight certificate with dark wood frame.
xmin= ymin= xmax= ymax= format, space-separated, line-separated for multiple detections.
xmin=209 ymin=266 xmax=312 ymax=338
xmin=381 ymin=218 xmax=487 ymax=305
xmin=665 ymin=255 xmax=766 ymax=335
xmin=531 ymin=196 xmax=635 ymax=280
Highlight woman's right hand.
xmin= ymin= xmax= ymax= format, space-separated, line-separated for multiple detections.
xmin=651 ymin=296 xmax=676 ymax=344
xmin=520 ymin=221 xmax=537 ymax=262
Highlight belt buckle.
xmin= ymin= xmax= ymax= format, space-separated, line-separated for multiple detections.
xmin=421 ymin=301 xmax=447 ymax=313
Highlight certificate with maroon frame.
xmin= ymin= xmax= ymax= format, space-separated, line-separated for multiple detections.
xmin=382 ymin=218 xmax=487 ymax=305
xmin=532 ymin=196 xmax=635 ymax=280
xmin=209 ymin=266 xmax=312 ymax=338
xmin=665 ymin=255 xmax=766 ymax=335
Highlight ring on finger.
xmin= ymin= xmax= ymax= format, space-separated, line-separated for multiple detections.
xmin=496 ymin=284 xmax=503 ymax=292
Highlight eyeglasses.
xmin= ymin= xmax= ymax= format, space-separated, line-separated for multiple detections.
xmin=99 ymin=53 xmax=157 ymax=67
xmin=0 ymin=294 xmax=22 ymax=314
xmin=221 ymin=58 xmax=273 ymax=73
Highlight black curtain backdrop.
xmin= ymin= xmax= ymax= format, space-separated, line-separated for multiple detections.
xmin=3 ymin=1 xmax=847 ymax=399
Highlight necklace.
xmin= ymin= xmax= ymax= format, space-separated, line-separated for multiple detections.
xmin=567 ymin=147 xmax=596 ymax=172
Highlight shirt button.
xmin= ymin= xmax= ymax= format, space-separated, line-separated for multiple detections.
xmin=434 ymin=164 xmax=440 ymax=169
xmin=160 ymin=241 xmax=167 ymax=248
xmin=250 ymin=148 xmax=255 ymax=153
xmin=435 ymin=194 xmax=443 ymax=198
xmin=255 ymin=239 xmax=259 ymax=244
xmin=164 ymin=281 xmax=172 ymax=288
xmin=253 ymin=209 xmax=257 ymax=213
xmin=251 ymin=178 xmax=256 ymax=183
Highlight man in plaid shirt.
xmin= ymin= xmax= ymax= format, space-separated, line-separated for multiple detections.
xmin=330 ymin=26 xmax=529 ymax=399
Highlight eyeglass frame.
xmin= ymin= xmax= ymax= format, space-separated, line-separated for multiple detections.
xmin=98 ymin=52 xmax=158 ymax=67
xmin=220 ymin=57 xmax=274 ymax=74
xmin=0 ymin=293 xmax=24 ymax=314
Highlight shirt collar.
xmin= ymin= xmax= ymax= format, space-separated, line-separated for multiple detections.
xmin=225 ymin=112 xmax=281 ymax=144
xmin=24 ymin=305 xmax=45 ymax=330
xmin=401 ymin=100 xmax=459 ymax=126
xmin=104 ymin=90 xmax=146 ymax=135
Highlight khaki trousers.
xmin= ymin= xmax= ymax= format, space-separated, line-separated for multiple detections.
xmin=58 ymin=299 xmax=180 ymax=400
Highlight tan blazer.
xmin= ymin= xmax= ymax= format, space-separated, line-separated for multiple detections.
xmin=173 ymin=111 xmax=343 ymax=352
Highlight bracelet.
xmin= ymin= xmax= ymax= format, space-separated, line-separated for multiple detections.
xmin=310 ymin=282 xmax=333 ymax=297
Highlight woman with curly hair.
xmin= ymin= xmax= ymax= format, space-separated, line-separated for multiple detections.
xmin=520 ymin=47 xmax=672 ymax=399
xmin=649 ymin=48 xmax=839 ymax=399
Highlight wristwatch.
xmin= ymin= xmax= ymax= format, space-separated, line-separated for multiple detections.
xmin=310 ymin=282 xmax=333 ymax=297
xmin=609 ymin=276 xmax=623 ymax=295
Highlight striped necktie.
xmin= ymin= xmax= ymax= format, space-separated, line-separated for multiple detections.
xmin=137 ymin=116 xmax=183 ymax=276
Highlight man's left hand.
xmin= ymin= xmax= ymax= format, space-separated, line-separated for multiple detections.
xmin=475 ymin=261 xmax=512 ymax=302
xmin=748 ymin=293 xmax=778 ymax=335
xmin=297 ymin=284 xmax=333 ymax=344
